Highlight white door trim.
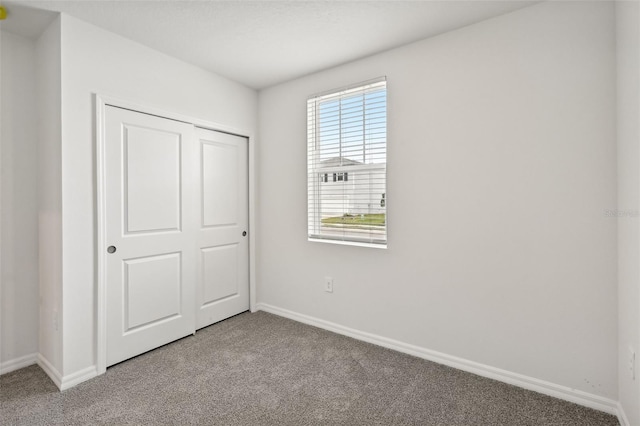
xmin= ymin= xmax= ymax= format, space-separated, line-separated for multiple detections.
xmin=95 ymin=93 xmax=257 ymax=375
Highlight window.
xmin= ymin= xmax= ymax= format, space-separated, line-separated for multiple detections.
xmin=336 ymin=172 xmax=348 ymax=182
xmin=307 ymin=77 xmax=387 ymax=247
xmin=331 ymin=173 xmax=348 ymax=182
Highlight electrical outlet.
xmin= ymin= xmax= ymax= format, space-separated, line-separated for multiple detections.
xmin=324 ymin=277 xmax=333 ymax=293
xmin=629 ymin=347 xmax=636 ymax=380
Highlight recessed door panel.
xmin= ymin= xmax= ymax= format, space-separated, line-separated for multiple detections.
xmin=124 ymin=253 xmax=182 ymax=331
xmin=202 ymin=142 xmax=238 ymax=227
xmin=201 ymin=245 xmax=238 ymax=306
xmin=124 ymin=126 xmax=181 ymax=234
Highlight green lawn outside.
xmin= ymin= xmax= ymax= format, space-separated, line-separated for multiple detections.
xmin=321 ymin=213 xmax=386 ymax=227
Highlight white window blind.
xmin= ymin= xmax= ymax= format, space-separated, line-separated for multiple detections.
xmin=307 ymin=77 xmax=387 ymax=247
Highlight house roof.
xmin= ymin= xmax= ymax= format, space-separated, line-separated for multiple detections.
xmin=319 ymin=157 xmax=363 ymax=168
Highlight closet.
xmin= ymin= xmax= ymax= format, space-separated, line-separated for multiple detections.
xmin=103 ymin=106 xmax=248 ymax=366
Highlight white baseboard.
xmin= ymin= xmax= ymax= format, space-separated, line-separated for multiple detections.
xmin=36 ymin=354 xmax=97 ymax=390
xmin=60 ymin=365 xmax=98 ymax=390
xmin=37 ymin=354 xmax=62 ymax=389
xmin=256 ymin=303 xmax=619 ymax=416
xmin=0 ymin=353 xmax=38 ymax=375
xmin=617 ymin=401 xmax=630 ymax=426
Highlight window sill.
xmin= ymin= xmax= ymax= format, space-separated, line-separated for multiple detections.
xmin=308 ymin=237 xmax=387 ymax=250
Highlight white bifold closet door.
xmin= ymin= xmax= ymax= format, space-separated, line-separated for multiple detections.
xmin=104 ymin=106 xmax=248 ymax=367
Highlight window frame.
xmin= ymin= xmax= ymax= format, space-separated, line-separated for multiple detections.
xmin=307 ymin=77 xmax=387 ymax=248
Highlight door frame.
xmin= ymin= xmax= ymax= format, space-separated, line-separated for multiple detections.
xmin=95 ymin=94 xmax=256 ymax=375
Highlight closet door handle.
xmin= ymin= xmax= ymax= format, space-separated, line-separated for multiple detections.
xmin=242 ymin=231 xmax=247 ymax=237
xmin=107 ymin=246 xmax=117 ymax=254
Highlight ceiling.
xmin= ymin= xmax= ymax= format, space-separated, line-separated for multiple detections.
xmin=2 ymin=1 xmax=538 ymax=89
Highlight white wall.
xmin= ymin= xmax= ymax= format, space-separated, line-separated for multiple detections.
xmin=616 ymin=1 xmax=640 ymax=424
xmin=57 ymin=14 xmax=258 ymax=379
xmin=36 ymin=16 xmax=63 ymax=377
xmin=0 ymin=31 xmax=40 ymax=371
xmin=257 ymin=0 xmax=618 ymax=403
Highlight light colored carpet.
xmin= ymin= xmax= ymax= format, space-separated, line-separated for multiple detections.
xmin=0 ymin=311 xmax=619 ymax=425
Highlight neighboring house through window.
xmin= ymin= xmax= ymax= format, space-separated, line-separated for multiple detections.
xmin=307 ymin=77 xmax=387 ymax=247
